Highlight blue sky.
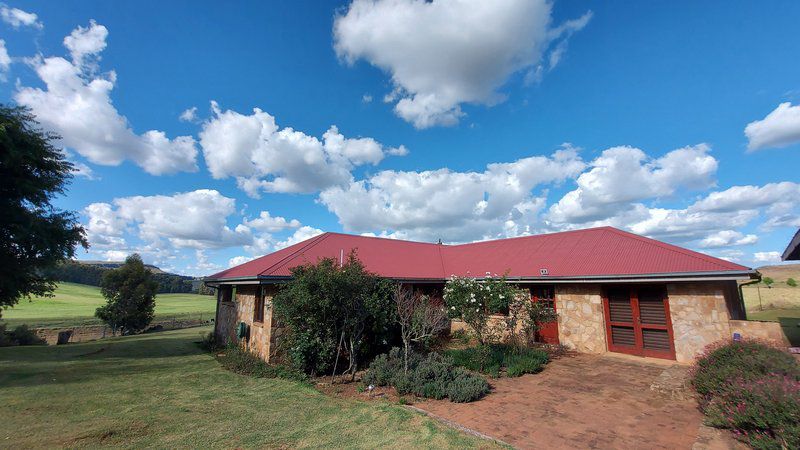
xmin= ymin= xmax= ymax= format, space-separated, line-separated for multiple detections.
xmin=1 ymin=1 xmax=799 ymax=275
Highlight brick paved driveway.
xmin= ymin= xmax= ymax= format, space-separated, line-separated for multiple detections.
xmin=417 ymin=354 xmax=705 ymax=449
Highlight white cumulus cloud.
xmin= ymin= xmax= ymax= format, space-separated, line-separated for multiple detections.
xmin=698 ymin=230 xmax=758 ymax=248
xmin=0 ymin=4 xmax=42 ymax=29
xmin=745 ymin=102 xmax=800 ymax=150
xmin=320 ymin=147 xmax=585 ymax=242
xmin=275 ymin=226 xmax=324 ymax=250
xmin=0 ymin=39 xmax=10 ymax=79
xmin=14 ymin=21 xmax=198 ymax=175
xmin=243 ymin=211 xmax=301 ymax=232
xmin=334 ymin=0 xmax=591 ymax=128
xmin=84 ymin=190 xmax=252 ymax=251
xmin=753 ymin=251 xmax=781 ymax=264
xmin=179 ymin=106 xmax=198 ymax=123
xmin=199 ymin=102 xmax=406 ymax=196
xmin=546 ymin=144 xmax=718 ymax=226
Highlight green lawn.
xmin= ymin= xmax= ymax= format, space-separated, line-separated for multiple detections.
xmin=747 ymin=307 xmax=800 ymax=347
xmin=0 ymin=327 xmax=497 ymax=449
xmin=0 ymin=282 xmax=216 ymax=328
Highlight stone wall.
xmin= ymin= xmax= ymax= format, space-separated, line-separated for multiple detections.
xmin=729 ymin=319 xmax=790 ymax=347
xmin=667 ymin=282 xmax=732 ymax=363
xmin=214 ymin=284 xmax=278 ymax=362
xmin=554 ymin=284 xmax=607 ymax=354
xmin=34 ymin=318 xmax=211 ymax=345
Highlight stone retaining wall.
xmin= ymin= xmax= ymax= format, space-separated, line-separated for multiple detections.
xmin=729 ymin=319 xmax=790 ymax=347
xmin=33 ymin=318 xmax=211 ymax=345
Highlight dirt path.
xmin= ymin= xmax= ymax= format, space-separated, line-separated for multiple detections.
xmin=417 ymin=354 xmax=705 ymax=449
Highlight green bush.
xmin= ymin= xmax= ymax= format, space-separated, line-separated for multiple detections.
xmin=0 ymin=324 xmax=47 ymax=346
xmin=217 ymin=344 xmax=308 ymax=384
xmin=787 ymin=278 xmax=797 ymax=287
xmin=446 ymin=344 xmax=548 ymax=378
xmin=272 ymin=254 xmax=397 ymax=376
xmin=447 ymin=368 xmax=491 ymax=403
xmin=692 ymin=340 xmax=800 ymax=401
xmin=505 ymin=348 xmax=549 ymax=377
xmin=705 ymin=374 xmax=799 ymax=450
xmin=0 ymin=323 xmax=14 ymax=347
xmin=363 ymin=348 xmax=489 ymax=402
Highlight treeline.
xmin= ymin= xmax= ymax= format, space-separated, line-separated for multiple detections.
xmin=45 ymin=260 xmax=214 ymax=295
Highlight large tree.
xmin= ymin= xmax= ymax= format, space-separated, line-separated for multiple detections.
xmin=0 ymin=105 xmax=87 ymax=313
xmin=96 ymin=254 xmax=158 ymax=335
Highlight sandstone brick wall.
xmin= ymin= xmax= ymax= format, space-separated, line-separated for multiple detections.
xmin=729 ymin=319 xmax=790 ymax=347
xmin=555 ymin=284 xmax=607 ymax=354
xmin=214 ymin=284 xmax=278 ymax=362
xmin=667 ymin=282 xmax=732 ymax=362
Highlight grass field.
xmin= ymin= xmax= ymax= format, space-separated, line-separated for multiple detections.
xmin=739 ymin=264 xmax=800 ymax=346
xmin=0 ymin=282 xmax=216 ymax=328
xmin=0 ymin=327 xmax=496 ymax=448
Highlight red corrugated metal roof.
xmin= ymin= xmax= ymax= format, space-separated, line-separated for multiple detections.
xmin=208 ymin=226 xmax=752 ymax=280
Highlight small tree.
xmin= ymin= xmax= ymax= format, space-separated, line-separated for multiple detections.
xmin=787 ymin=278 xmax=797 ymax=287
xmin=394 ymin=286 xmax=449 ymax=372
xmin=95 ymin=254 xmax=158 ymax=335
xmin=762 ymin=277 xmax=774 ymax=288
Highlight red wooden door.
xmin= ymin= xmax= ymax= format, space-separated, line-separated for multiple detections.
xmin=603 ymin=286 xmax=675 ymax=360
xmin=530 ymin=286 xmax=559 ymax=344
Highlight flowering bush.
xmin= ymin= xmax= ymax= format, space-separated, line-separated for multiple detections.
xmin=691 ymin=339 xmax=800 ymax=402
xmin=705 ymin=374 xmax=799 ymax=450
xmin=444 ymin=273 xmax=524 ymax=344
xmin=692 ymin=339 xmax=800 ymax=449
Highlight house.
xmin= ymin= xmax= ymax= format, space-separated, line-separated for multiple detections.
xmin=782 ymin=228 xmax=800 ymax=261
xmin=205 ymin=226 xmax=785 ymax=363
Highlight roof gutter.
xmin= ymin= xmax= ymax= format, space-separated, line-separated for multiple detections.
xmin=205 ymin=269 xmax=756 ymax=285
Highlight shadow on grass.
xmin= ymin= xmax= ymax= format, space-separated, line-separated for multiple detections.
xmin=0 ymin=329 xmax=216 ymax=388
xmin=777 ymin=317 xmax=800 ymax=347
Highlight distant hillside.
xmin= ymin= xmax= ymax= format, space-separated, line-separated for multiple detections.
xmin=756 ymin=263 xmax=800 ymax=285
xmin=45 ymin=260 xmax=213 ymax=295
xmin=78 ymin=260 xmax=166 ymax=273
xmin=741 ymin=263 xmax=800 ymax=311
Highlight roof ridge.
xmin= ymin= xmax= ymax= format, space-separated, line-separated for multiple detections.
xmin=259 ymin=232 xmax=331 ymax=276
xmin=322 ymin=231 xmax=443 ymax=246
xmin=450 ymin=226 xmax=613 ymax=248
xmin=603 ymin=227 xmax=749 ymax=271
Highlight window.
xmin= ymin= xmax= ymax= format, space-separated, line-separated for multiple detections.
xmin=253 ymin=286 xmax=265 ymax=323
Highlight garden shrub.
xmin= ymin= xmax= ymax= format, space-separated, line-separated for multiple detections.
xmin=0 ymin=324 xmax=47 ymax=346
xmin=692 ymin=340 xmax=800 ymax=401
xmin=217 ymin=344 xmax=308 ymax=383
xmin=447 ymin=367 xmax=491 ymax=403
xmin=0 ymin=323 xmax=13 ymax=347
xmin=363 ymin=347 xmax=489 ymax=402
xmin=446 ymin=344 xmax=548 ymax=378
xmin=692 ymin=339 xmax=800 ymax=449
xmin=505 ymin=348 xmax=549 ymax=377
xmin=272 ymin=253 xmax=397 ymax=376
xmin=704 ymin=374 xmax=799 ymax=450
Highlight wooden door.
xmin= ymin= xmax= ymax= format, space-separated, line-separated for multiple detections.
xmin=603 ymin=286 xmax=675 ymax=359
xmin=530 ymin=286 xmax=559 ymax=344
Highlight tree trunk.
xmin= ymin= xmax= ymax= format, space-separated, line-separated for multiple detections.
xmin=403 ymin=339 xmax=410 ymax=374
xmin=331 ymin=330 xmax=345 ymax=384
